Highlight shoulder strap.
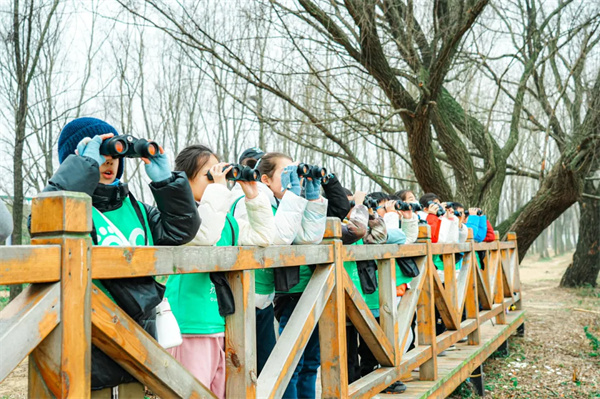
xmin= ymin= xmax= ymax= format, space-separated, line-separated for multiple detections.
xmin=127 ymin=191 xmax=148 ymax=246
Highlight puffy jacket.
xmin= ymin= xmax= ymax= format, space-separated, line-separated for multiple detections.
xmin=466 ymin=215 xmax=488 ymax=243
xmin=484 ymin=220 xmax=496 ymax=242
xmin=342 ymin=205 xmax=368 ymax=245
xmin=321 ymin=174 xmax=351 ymax=220
xmin=43 ymin=154 xmax=200 ymax=245
xmin=193 ymin=183 xmax=274 ymax=246
xmin=383 ymin=212 xmax=419 ymax=244
xmin=0 ymin=200 xmax=13 ymax=243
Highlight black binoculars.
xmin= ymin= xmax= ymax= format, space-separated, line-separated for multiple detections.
xmin=427 ymin=201 xmax=446 ymax=217
xmin=464 ymin=209 xmax=483 ymax=216
xmin=207 ymin=164 xmax=260 ymax=182
xmin=349 ymin=200 xmax=356 ymax=208
xmin=364 ymin=196 xmax=379 ymax=209
xmin=99 ymin=135 xmax=159 ymax=159
xmin=394 ymin=201 xmax=422 ymax=212
xmin=297 ymin=163 xmax=327 ymax=180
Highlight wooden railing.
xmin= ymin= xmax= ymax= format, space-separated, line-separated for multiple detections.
xmin=0 ymin=192 xmax=524 ymax=398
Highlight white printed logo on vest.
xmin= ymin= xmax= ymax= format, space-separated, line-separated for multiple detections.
xmin=93 ymin=208 xmax=144 ymax=246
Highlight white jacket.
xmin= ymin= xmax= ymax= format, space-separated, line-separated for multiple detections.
xmin=383 ymin=212 xmax=419 ymax=244
xmin=458 ymin=224 xmax=469 ymax=243
xmin=438 ymin=216 xmax=459 ymax=244
xmin=190 ymin=183 xmax=274 ymax=246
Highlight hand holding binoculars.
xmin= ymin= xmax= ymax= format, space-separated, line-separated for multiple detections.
xmin=207 ymin=164 xmax=260 ymax=182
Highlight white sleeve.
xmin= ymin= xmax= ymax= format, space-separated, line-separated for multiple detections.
xmin=189 ymin=184 xmax=232 ymax=246
xmin=234 ymin=192 xmax=275 ymax=246
xmin=293 ymin=197 xmax=328 ymax=244
xmin=383 ymin=212 xmax=400 ymax=231
xmin=401 ymin=214 xmax=419 ymax=244
xmin=439 ymin=217 xmax=459 ymax=243
xmin=271 ymin=191 xmax=307 ymax=245
xmin=458 ymin=224 xmax=469 ymax=243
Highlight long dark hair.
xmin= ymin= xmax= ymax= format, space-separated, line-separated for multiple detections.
xmin=175 ymin=145 xmax=217 ymax=180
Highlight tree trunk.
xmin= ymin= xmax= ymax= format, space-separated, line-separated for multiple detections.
xmin=560 ymin=180 xmax=600 ymax=287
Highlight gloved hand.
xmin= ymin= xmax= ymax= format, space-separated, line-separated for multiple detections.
xmin=304 ymin=177 xmax=322 ymax=200
xmin=77 ymin=136 xmax=106 ymax=166
xmin=280 ymin=165 xmax=301 ymax=196
xmin=144 ymin=149 xmax=171 ymax=182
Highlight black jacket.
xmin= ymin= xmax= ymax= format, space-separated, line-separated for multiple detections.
xmin=44 ymin=154 xmax=201 ymax=245
xmin=322 ymin=174 xmax=351 ymax=221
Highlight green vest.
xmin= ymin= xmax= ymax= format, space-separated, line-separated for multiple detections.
xmin=165 ymin=213 xmax=239 ymax=335
xmin=363 ymin=259 xmax=414 ymax=311
xmin=344 ymin=239 xmax=364 ymax=296
xmin=91 ymin=198 xmax=154 ymax=301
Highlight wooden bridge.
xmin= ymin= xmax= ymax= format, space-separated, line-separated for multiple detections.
xmin=0 ymin=192 xmax=525 ymax=398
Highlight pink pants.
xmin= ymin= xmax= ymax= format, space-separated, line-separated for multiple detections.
xmin=168 ymin=334 xmax=226 ymax=398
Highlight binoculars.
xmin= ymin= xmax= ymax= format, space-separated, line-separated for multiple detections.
xmin=427 ymin=201 xmax=446 ymax=217
xmin=464 ymin=209 xmax=483 ymax=216
xmin=207 ymin=164 xmax=260 ymax=182
xmin=349 ymin=200 xmax=356 ymax=208
xmin=297 ymin=163 xmax=327 ymax=180
xmin=394 ymin=201 xmax=422 ymax=212
xmin=99 ymin=135 xmax=159 ymax=159
xmin=363 ymin=196 xmax=379 ymax=209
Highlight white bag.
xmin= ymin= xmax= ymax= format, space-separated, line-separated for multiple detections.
xmin=155 ymin=298 xmax=183 ymax=349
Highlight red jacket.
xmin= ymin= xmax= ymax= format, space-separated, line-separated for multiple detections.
xmin=426 ymin=214 xmax=441 ymax=243
xmin=484 ymin=220 xmax=496 ymax=242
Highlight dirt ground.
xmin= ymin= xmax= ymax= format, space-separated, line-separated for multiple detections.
xmin=450 ymin=252 xmax=600 ymax=399
xmin=1 ymin=252 xmax=599 ymax=398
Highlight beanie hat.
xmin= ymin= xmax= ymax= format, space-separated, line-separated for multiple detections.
xmin=57 ymin=117 xmax=123 ymax=179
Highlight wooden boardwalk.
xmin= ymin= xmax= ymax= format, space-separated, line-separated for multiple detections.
xmin=0 ymin=192 xmax=525 ymax=398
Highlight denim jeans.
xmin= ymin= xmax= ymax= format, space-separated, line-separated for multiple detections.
xmin=278 ymin=297 xmax=320 ymax=399
xmin=256 ymin=304 xmax=277 ymax=376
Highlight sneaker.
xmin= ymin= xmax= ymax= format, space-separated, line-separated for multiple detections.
xmin=458 ymin=337 xmax=468 ymax=343
xmin=439 ymin=350 xmax=448 ymax=357
xmin=447 ymin=345 xmax=457 ymax=351
xmin=383 ymin=381 xmax=407 ymax=394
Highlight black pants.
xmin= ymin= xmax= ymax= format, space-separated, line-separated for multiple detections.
xmin=346 ymin=325 xmax=361 ymax=383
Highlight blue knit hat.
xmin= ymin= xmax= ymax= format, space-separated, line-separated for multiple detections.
xmin=58 ymin=117 xmax=123 ymax=179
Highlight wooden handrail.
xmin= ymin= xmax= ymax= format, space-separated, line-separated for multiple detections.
xmin=0 ymin=191 xmax=524 ymax=398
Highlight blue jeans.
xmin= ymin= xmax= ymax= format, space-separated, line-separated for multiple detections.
xmin=256 ymin=304 xmax=277 ymax=375
xmin=278 ymin=297 xmax=320 ymax=399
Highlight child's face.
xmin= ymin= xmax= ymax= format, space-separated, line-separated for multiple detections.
xmin=99 ymin=156 xmax=119 ymax=185
xmin=189 ymin=154 xmax=219 ymax=202
xmin=261 ymin=157 xmax=294 ymax=199
xmin=404 ymin=191 xmax=417 ymax=203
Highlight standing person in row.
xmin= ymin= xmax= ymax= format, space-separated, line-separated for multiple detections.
xmin=165 ymin=145 xmax=274 ymax=399
xmin=253 ymin=152 xmax=328 ymax=399
xmin=41 ymin=117 xmax=201 ymax=392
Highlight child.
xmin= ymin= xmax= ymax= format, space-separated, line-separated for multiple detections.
xmin=252 ymin=152 xmax=327 ymax=399
xmin=43 ymin=117 xmax=200 ymax=391
xmin=165 ymin=145 xmax=274 ymax=398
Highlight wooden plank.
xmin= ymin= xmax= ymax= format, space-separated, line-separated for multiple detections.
xmin=475 ymin=267 xmax=492 ymax=310
xmin=416 ymin=235 xmax=437 ymax=381
xmin=323 ymin=217 xmax=343 ymax=239
xmin=348 ymin=346 xmax=433 ymax=398
xmin=343 ymin=243 xmax=427 ymax=262
xmin=91 ymin=244 xmax=334 ymax=278
xmin=343 ymin=271 xmax=394 ymax=367
xmin=478 ymin=304 xmax=505 ymax=324
xmin=29 ymin=192 xmax=92 ymax=399
xmin=396 ymin=257 xmax=426 ymax=356
xmin=455 ymin=254 xmax=472 ymax=316
xmin=377 ymin=258 xmax=399 ymax=365
xmin=0 ymin=283 xmax=60 ymax=382
xmin=472 ymin=242 xmax=497 ymax=251
xmin=90 ymin=286 xmax=216 ymax=399
xmin=320 ymin=239 xmax=348 ymax=399
xmin=395 ymin=310 xmax=526 ymax=399
xmin=429 ymin=243 xmax=472 ymax=255
xmin=0 ymin=246 xmax=61 ymax=285
xmin=225 ymin=270 xmax=256 ymax=398
xmin=435 ymin=319 xmax=478 ymax=354
xmin=30 ymin=191 xmax=92 ymax=235
xmin=499 ymin=242 xmax=516 ymax=249
xmin=465 ymin=251 xmax=481 ymax=345
xmin=431 ymin=271 xmax=459 ymax=330
xmin=443 ymin=254 xmax=457 ymax=309
xmin=257 ymin=264 xmax=336 ymax=399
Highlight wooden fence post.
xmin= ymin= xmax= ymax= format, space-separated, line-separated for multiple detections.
xmin=493 ymin=231 xmax=507 ymax=325
xmin=507 ymin=232 xmax=523 ymax=311
xmin=465 ymin=229 xmax=480 ymax=345
xmin=319 ymin=218 xmax=348 ymax=399
xmin=29 ymin=191 xmax=92 ymax=398
xmin=416 ymin=225 xmax=437 ymax=381
xmin=225 ymin=270 xmax=257 ymax=398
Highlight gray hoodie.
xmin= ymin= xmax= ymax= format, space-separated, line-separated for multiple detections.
xmin=0 ymin=200 xmax=13 ymax=243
